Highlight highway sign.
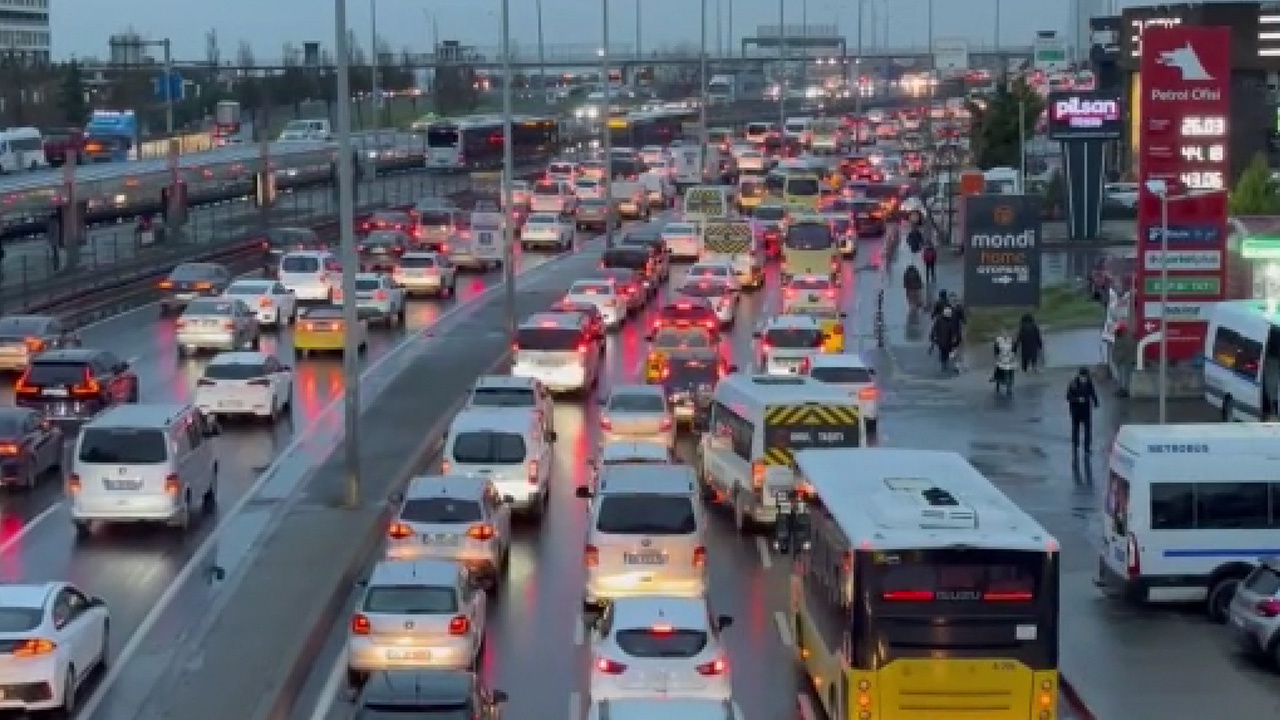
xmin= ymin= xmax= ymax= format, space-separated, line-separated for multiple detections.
xmin=1142 ymin=250 xmax=1221 ymax=271
xmin=153 ymin=70 xmax=184 ymax=102
xmin=1142 ymin=276 xmax=1221 ymax=295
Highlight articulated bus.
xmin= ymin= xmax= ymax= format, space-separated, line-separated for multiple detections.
xmin=790 ymin=448 xmax=1061 ymax=720
xmin=607 ymin=109 xmax=697 ymax=148
xmin=425 ymin=114 xmax=559 ymax=170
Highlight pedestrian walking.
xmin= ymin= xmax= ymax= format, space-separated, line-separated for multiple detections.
xmin=1014 ymin=313 xmax=1043 ymax=372
xmin=930 ymin=306 xmax=962 ymax=374
xmin=922 ymin=242 xmax=938 ymax=284
xmin=1111 ymin=323 xmax=1137 ymax=397
xmin=902 ymin=264 xmax=924 ymax=312
xmin=1066 ymin=367 xmax=1100 ymax=454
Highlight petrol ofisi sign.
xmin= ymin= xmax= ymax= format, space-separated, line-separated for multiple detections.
xmin=1136 ymin=25 xmax=1230 ymax=362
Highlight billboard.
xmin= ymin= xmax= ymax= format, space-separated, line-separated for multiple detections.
xmin=1047 ymin=92 xmax=1123 ymax=140
xmin=962 ymin=195 xmax=1043 ymax=308
xmin=1136 ymin=25 xmax=1231 ymax=362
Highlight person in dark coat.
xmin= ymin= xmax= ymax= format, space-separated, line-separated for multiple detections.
xmin=1014 ymin=313 xmax=1044 ymax=372
xmin=930 ymin=307 xmax=962 ymax=373
xmin=1066 ymin=367 xmax=1100 ymax=453
xmin=932 ymin=289 xmax=951 ymax=319
xmin=903 ymin=265 xmax=924 ymax=311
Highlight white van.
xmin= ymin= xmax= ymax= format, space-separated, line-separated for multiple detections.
xmin=278 ymin=119 xmax=332 ymax=142
xmin=1100 ymin=423 xmax=1280 ymax=621
xmin=69 ymin=403 xmax=220 ymax=535
xmin=451 ymin=212 xmax=503 ymax=271
xmin=277 ymin=250 xmax=340 ymax=301
xmin=783 ymin=116 xmax=813 ymax=146
xmin=1204 ymin=300 xmax=1280 ymax=422
xmin=442 ymin=406 xmax=556 ymax=518
xmin=0 ymin=127 xmax=46 ymax=173
xmin=697 ymin=374 xmax=864 ymax=531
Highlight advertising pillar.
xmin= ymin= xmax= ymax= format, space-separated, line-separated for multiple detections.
xmin=1047 ymin=92 xmax=1122 ymax=241
xmin=961 ymin=195 xmax=1043 ymax=309
xmin=1135 ymin=26 xmax=1231 ymax=363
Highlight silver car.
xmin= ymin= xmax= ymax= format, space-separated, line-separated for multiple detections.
xmin=385 ymin=475 xmax=512 ymax=590
xmin=175 ymin=298 xmax=260 ymax=355
xmin=1228 ymin=557 xmax=1280 ymax=667
xmin=598 ymin=384 xmax=675 ymax=449
xmin=393 ymin=252 xmax=457 ymax=297
xmin=347 ymin=559 xmax=488 ymax=688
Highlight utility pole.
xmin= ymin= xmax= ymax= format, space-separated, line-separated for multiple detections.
xmin=700 ymin=0 xmax=709 ymax=162
xmin=853 ymin=0 xmax=864 ymax=150
xmin=501 ymin=0 xmax=516 ymax=336
xmin=536 ymin=0 xmax=547 ymax=89
xmin=335 ymin=0 xmax=361 ymax=507
xmin=635 ymin=0 xmax=642 ymax=60
xmin=370 ymin=0 xmax=380 ymax=131
xmin=601 ymin=0 xmax=614 ymax=247
xmin=778 ymin=0 xmax=786 ymax=132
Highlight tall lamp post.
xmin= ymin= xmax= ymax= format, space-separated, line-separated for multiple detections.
xmin=777 ymin=0 xmax=786 ymax=133
xmin=700 ymin=0 xmax=709 ymax=158
xmin=334 ymin=0 xmax=361 ymax=506
xmin=1144 ymin=179 xmax=1221 ymax=424
xmin=501 ymin=0 xmax=516 ymax=334
xmin=601 ymin=2 xmax=614 ymax=247
xmin=370 ymin=0 xmax=380 ymax=132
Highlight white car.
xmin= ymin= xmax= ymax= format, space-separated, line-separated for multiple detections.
xmin=574 ymin=177 xmax=606 ymax=200
xmin=754 ymin=314 xmax=825 ymax=375
xmin=591 ymin=440 xmax=673 ymax=486
xmin=598 ymin=384 xmax=675 ymax=449
xmin=175 ymin=298 xmax=261 ymax=355
xmin=222 ymin=279 xmax=297 ymax=327
xmin=564 ymin=279 xmax=625 ymax=329
xmin=0 ymin=582 xmax=110 ymax=714
xmin=334 ymin=273 xmax=407 ymax=327
xmin=588 ymin=595 xmax=733 ymax=701
xmin=277 ymin=250 xmax=339 ymax=302
xmin=686 ymin=261 xmax=740 ymax=293
xmin=393 ymin=251 xmax=457 ymax=297
xmin=675 ymin=278 xmax=737 ymax=327
xmin=661 ymin=222 xmax=702 ymax=261
xmin=780 ymin=273 xmax=838 ymax=314
xmin=806 ymin=353 xmax=879 ymax=430
xmin=639 ymin=145 xmax=666 ymax=166
xmin=195 ymin=351 xmax=294 ymax=420
xmin=521 ymin=213 xmax=575 ymax=251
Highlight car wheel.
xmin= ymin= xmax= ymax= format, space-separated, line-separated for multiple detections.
xmin=397 ymin=304 xmax=407 ymax=324
xmin=20 ymin=459 xmax=33 ymax=490
xmin=274 ymin=310 xmax=282 ymax=327
xmin=202 ymin=472 xmax=218 ymax=514
xmin=60 ymin=665 xmax=76 ymax=716
xmin=99 ymin=621 xmax=110 ymax=670
xmin=1206 ymin=576 xmax=1240 ymax=623
xmin=73 ymin=521 xmax=92 ymax=539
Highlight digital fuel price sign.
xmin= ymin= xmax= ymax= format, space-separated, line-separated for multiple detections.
xmin=1178 ymin=114 xmax=1228 ymax=191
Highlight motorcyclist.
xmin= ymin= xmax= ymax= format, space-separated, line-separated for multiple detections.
xmin=992 ymin=330 xmax=1017 ymax=393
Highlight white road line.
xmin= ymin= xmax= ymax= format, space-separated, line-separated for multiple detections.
xmin=573 ymin=613 xmax=586 ymax=646
xmin=773 ymin=610 xmax=793 ymax=647
xmin=797 ymin=693 xmax=818 ymax=720
xmin=308 ymin=649 xmax=349 ymax=720
xmin=755 ymin=536 xmax=772 ymax=569
xmin=76 ymin=246 xmax=585 ymax=719
xmin=568 ymin=691 xmax=582 ymax=720
xmin=0 ymin=503 xmax=61 ymax=554
xmin=731 ymin=700 xmax=746 ymax=720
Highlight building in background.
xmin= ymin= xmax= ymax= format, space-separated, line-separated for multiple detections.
xmin=0 ymin=0 xmax=50 ymax=64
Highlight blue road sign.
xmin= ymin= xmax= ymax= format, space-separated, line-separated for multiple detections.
xmin=153 ymin=70 xmax=184 ymax=102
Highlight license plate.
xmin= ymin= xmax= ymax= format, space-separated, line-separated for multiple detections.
xmin=422 ymin=534 xmax=460 ymax=545
xmin=386 ymin=649 xmax=431 ymax=661
xmin=42 ymin=388 xmax=68 ymax=397
xmin=218 ymin=400 xmax=243 ymax=409
xmin=624 ymin=552 xmax=666 ymax=565
xmin=311 ymin=323 xmax=332 ymax=331
xmin=175 ymin=293 xmax=194 ymax=300
xmin=536 ymin=359 xmax=564 ymax=367
xmin=103 ymin=478 xmax=142 ymax=491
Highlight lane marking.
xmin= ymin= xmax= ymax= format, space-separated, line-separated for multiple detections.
xmin=732 ymin=700 xmax=746 ymax=720
xmin=0 ymin=503 xmax=60 ymax=555
xmin=308 ymin=648 xmax=349 ymax=720
xmin=755 ymin=536 xmax=772 ymax=569
xmin=573 ymin=613 xmax=586 ymax=646
xmin=569 ymin=691 xmax=582 ymax=720
xmin=76 ymin=244 xmax=589 ymax=719
xmin=797 ymin=693 xmax=818 ymax=720
xmin=773 ymin=610 xmax=793 ymax=647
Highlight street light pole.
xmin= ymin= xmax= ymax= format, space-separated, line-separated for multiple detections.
xmin=700 ymin=0 xmax=709 ymax=157
xmin=1158 ymin=192 xmax=1169 ymax=424
xmin=501 ymin=0 xmax=516 ymax=336
xmin=778 ymin=0 xmax=786 ymax=132
xmin=853 ymin=0 xmax=863 ymax=150
xmin=535 ymin=0 xmax=547 ymax=91
xmin=335 ymin=0 xmax=362 ymax=506
xmin=162 ymin=39 xmax=174 ymax=135
xmin=635 ymin=0 xmax=642 ymax=60
xmin=601 ymin=1 xmax=614 ymax=247
xmin=370 ymin=0 xmax=380 ymax=131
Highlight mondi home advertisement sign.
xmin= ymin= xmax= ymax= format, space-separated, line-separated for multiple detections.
xmin=1136 ymin=25 xmax=1230 ymax=363
xmin=962 ymin=195 xmax=1042 ymax=308
xmin=1047 ymin=92 xmax=1123 ymax=140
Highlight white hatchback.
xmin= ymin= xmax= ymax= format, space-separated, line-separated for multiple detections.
xmin=685 ymin=262 xmax=740 ymax=293
xmin=195 ymin=351 xmax=294 ymax=421
xmin=564 ymin=280 xmax=625 ymax=329
xmin=521 ymin=213 xmax=575 ymax=251
xmin=661 ymin=222 xmax=702 ymax=261
xmin=222 ymin=279 xmax=297 ymax=327
xmin=755 ymin=315 xmax=825 ymax=375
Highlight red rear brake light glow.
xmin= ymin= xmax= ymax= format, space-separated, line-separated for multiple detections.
xmin=585 ymin=544 xmax=599 ymax=567
xmin=693 ymin=546 xmax=706 ymax=567
xmin=23 ymin=337 xmax=44 ymax=352
xmin=163 ymin=474 xmax=181 ymax=495
xmin=467 ymin=524 xmax=496 ymax=541
xmin=12 ymin=639 xmax=56 ymax=657
xmin=595 ymin=657 xmax=627 ymax=674
xmin=351 ymin=614 xmax=371 ymax=635
xmin=14 ymin=371 xmax=37 ymax=395
xmin=0 ymin=443 xmax=19 ymax=456
xmin=388 ymin=522 xmax=413 ymax=539
xmin=984 ymin=591 xmax=1034 ymax=602
xmin=695 ymin=659 xmax=727 ymax=676
xmin=448 ymin=616 xmax=471 ymax=635
xmin=72 ymin=369 xmax=101 ymax=397
xmin=374 ymin=290 xmax=388 ymax=300
xmin=528 ymin=460 xmax=539 ymax=485
xmin=1255 ymin=598 xmax=1280 ymax=618
xmin=882 ymin=590 xmax=934 ymax=601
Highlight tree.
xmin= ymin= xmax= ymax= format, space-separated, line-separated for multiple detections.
xmin=966 ymin=79 xmax=1044 ymax=170
xmin=433 ymin=63 xmax=479 ymax=116
xmin=56 ymin=61 xmax=87 ymax=125
xmin=1229 ymin=153 xmax=1280 ymax=215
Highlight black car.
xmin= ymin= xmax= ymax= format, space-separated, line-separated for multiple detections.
xmin=0 ymin=315 xmax=80 ymax=372
xmin=0 ymin=407 xmax=62 ymax=488
xmin=158 ymin=262 xmax=232 ymax=314
xmin=618 ymin=232 xmax=669 ymax=282
xmin=359 ymin=230 xmax=410 ymax=271
xmin=601 ymin=247 xmax=657 ymax=297
xmin=15 ymin=349 xmax=138 ymax=422
xmin=352 ymin=668 xmax=507 ymax=717
xmin=849 ymin=199 xmax=887 ymax=237
xmin=663 ymin=355 xmax=727 ymax=425
xmin=549 ymin=300 xmax=606 ymax=340
xmin=262 ymin=227 xmax=323 ymax=277
xmin=360 ymin=209 xmax=413 ymax=236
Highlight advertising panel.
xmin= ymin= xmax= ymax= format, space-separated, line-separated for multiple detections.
xmin=962 ymin=195 xmax=1042 ymax=308
xmin=1136 ymin=25 xmax=1231 ymax=362
xmin=1047 ymin=92 xmax=1123 ymax=140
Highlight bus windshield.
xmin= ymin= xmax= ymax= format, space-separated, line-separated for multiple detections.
xmin=427 ymin=127 xmax=461 ymax=148
xmin=787 ymin=178 xmax=821 ymax=196
xmin=785 ymin=224 xmax=834 ymax=251
xmin=871 ymin=548 xmax=1044 ymax=607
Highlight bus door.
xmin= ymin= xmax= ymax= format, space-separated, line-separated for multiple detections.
xmin=782 ymin=222 xmax=839 ymax=284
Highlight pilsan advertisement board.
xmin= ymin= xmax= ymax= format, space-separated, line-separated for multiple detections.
xmin=1136 ymin=25 xmax=1230 ymax=362
xmin=1047 ymin=92 xmax=1124 ymax=140
xmin=962 ymin=195 xmax=1042 ymax=309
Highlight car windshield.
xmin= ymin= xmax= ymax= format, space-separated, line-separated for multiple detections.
xmin=602 ymin=250 xmax=648 ymax=270
xmin=596 ymin=495 xmax=697 ymax=534
xmin=766 ymin=328 xmax=823 ymax=347
xmin=401 ymin=497 xmax=483 ymax=523
xmin=470 ymin=386 xmax=535 ymax=408
xmin=517 ymin=327 xmax=581 ymax=352
xmin=534 ymin=181 xmax=559 ymax=194
xmin=667 ymin=359 xmax=718 ymax=386
xmin=205 ymin=363 xmax=268 ymax=380
xmin=281 ymin=256 xmax=321 ymax=273
xmin=78 ymin=428 xmax=167 ymax=464
xmin=614 ymin=628 xmax=708 ymax=658
xmin=226 ymin=282 xmax=272 ymax=295
xmin=356 ymin=279 xmax=382 ymax=291
xmin=679 ymin=283 xmax=729 ymax=298
xmin=400 ymin=256 xmax=438 ymax=269
xmin=26 ymin=361 xmax=88 ymax=385
xmin=754 ymin=206 xmax=785 ymax=221
xmin=785 ymin=224 xmax=833 ymax=250
xmin=170 ymin=264 xmax=219 ymax=281
xmin=653 ymin=328 xmax=711 ymax=348
xmin=0 ymin=317 xmax=47 ymax=335
xmin=365 ymin=232 xmax=403 ymax=246
xmin=185 ymin=300 xmax=236 ymax=316
xmin=302 ymin=308 xmax=343 ymax=321
xmin=664 ymin=224 xmax=695 ymax=235
xmin=451 ymin=431 xmax=527 ymax=464
xmin=363 ymin=585 xmax=458 ymax=614
xmin=689 ymin=266 xmax=727 ymax=278
xmin=608 ymin=393 xmax=665 ymax=413
xmin=528 ymin=215 xmax=557 ymax=225
xmin=0 ymin=607 xmax=42 ymax=632
xmin=811 ymin=366 xmax=874 ymax=383
xmin=570 ymin=282 xmax=613 ymax=295
xmin=790 ymin=277 xmax=831 ymax=291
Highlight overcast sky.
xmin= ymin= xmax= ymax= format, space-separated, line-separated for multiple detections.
xmin=54 ymin=0 xmax=1152 ymax=62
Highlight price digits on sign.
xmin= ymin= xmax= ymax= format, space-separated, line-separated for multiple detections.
xmin=1180 ymin=116 xmax=1226 ymax=137
xmin=1179 ymin=171 xmax=1225 ymax=191
xmin=1180 ymin=144 xmax=1225 ymax=163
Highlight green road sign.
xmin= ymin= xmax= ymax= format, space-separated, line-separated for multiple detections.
xmin=1143 ymin=276 xmax=1221 ymax=295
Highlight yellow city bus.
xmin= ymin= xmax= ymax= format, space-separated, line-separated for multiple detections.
xmin=790 ymin=448 xmax=1061 ymax=720
xmin=783 ymin=172 xmax=822 ymax=211
xmin=782 ymin=218 xmax=839 ymax=284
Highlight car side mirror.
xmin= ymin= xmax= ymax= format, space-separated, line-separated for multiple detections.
xmin=491 ymin=690 xmax=509 ymax=705
xmin=715 ymin=614 xmax=734 ymax=631
xmin=575 ymin=486 xmax=593 ymax=499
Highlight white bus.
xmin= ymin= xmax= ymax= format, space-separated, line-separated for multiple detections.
xmin=1100 ymin=423 xmax=1280 ymax=621
xmin=424 ymin=114 xmax=559 ymax=171
xmin=1203 ymin=300 xmax=1280 ymax=421
xmin=0 ymin=127 xmax=46 ymax=172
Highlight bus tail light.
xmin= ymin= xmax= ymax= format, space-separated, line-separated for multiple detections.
xmin=1126 ymin=533 xmax=1140 ymax=578
xmin=857 ymin=386 xmax=877 ymax=401
xmin=528 ymin=460 xmax=539 ymax=485
xmin=751 ymin=462 xmax=765 ymax=491
xmin=388 ymin=522 xmax=413 ymax=540
xmin=856 ymin=678 xmax=873 ymax=719
xmin=584 ymin=544 xmax=599 ymax=567
xmin=692 ymin=546 xmax=706 ymax=567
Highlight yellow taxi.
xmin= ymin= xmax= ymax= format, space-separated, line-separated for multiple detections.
xmin=293 ymin=306 xmax=369 ymax=357
xmin=736 ymin=175 xmax=766 ymax=213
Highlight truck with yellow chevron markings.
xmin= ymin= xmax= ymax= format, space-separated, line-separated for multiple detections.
xmin=700 ymin=219 xmax=763 ymax=289
xmin=697 ymin=374 xmax=864 ymax=531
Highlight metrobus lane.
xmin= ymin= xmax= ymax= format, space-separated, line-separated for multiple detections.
xmin=0 ymin=241 xmax=585 ymax=711
xmin=295 ymin=246 xmax=882 ymax=720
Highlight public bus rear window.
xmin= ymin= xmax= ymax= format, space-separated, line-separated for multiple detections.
xmin=426 ymin=127 xmax=460 ymax=147
xmin=784 ymin=225 xmax=833 ymax=250
xmin=787 ymin=178 xmax=820 ymax=195
xmin=873 ymin=550 xmax=1041 ymax=603
xmin=603 ymin=249 xmax=649 ymax=269
xmin=516 ymin=327 xmax=581 ymax=352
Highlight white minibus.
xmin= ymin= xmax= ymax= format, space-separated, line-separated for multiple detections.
xmin=1203 ymin=300 xmax=1280 ymax=421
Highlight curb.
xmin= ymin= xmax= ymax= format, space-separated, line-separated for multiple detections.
xmin=1060 ymin=675 xmax=1099 ymax=720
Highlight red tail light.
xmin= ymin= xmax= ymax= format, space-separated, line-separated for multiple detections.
xmin=799 ymin=357 xmax=811 ymax=373
xmin=466 ymin=524 xmax=496 ymax=541
xmin=388 ymin=522 xmax=413 ymax=539
xmin=0 ymin=443 xmax=19 ymax=456
xmin=528 ymin=460 xmax=539 ymax=485
xmin=577 ymin=342 xmax=589 ymax=354
xmin=1126 ymin=533 xmax=1140 ymax=578
xmin=158 ymin=280 xmax=173 ymax=289
xmin=351 ymin=613 xmax=371 ymax=635
xmin=72 ymin=369 xmax=101 ymax=397
xmin=825 ymin=289 xmax=836 ymax=299
xmin=23 ymin=337 xmax=44 ymax=353
xmin=12 ymin=639 xmax=57 ymax=657
xmin=693 ymin=546 xmax=706 ymax=567
xmin=1255 ymin=598 xmax=1280 ymax=618
xmin=660 ymin=417 xmax=673 ymax=431
xmin=14 ymin=371 xmax=37 ymax=395
xmin=883 ymin=590 xmax=934 ymax=601
xmin=595 ymin=657 xmax=628 ymax=674
xmin=695 ymin=659 xmax=726 ymax=676
xmin=584 ymin=544 xmax=599 ymax=567
xmin=600 ymin=417 xmax=613 ymax=431
xmin=258 ymin=297 xmax=273 ymax=308
xmin=163 ymin=474 xmax=181 ymax=495
xmin=448 ymin=616 xmax=471 ymax=635
xmin=221 ymin=320 xmax=235 ymax=330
